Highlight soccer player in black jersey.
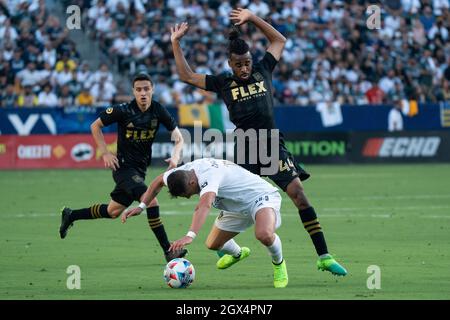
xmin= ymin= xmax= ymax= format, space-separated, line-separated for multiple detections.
xmin=170 ymin=8 xmax=347 ymax=275
xmin=59 ymin=73 xmax=187 ymax=262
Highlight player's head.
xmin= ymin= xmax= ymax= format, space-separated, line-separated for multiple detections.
xmin=228 ymin=28 xmax=252 ymax=81
xmin=167 ymin=170 xmax=199 ymax=199
xmin=132 ymin=73 xmax=153 ymax=109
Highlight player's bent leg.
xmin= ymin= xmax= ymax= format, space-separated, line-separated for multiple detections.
xmin=205 ymin=225 xmax=238 ymax=250
xmin=254 ymin=207 xmax=277 ymax=246
xmin=107 ymin=200 xmax=127 ymax=219
xmin=206 ymin=225 xmax=250 ymax=269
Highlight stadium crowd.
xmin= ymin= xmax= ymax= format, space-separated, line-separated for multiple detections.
xmin=1 ymin=0 xmax=449 ymax=108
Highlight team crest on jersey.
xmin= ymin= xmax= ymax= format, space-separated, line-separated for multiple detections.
xmin=253 ymin=72 xmax=263 ymax=81
xmin=106 ymin=107 xmax=113 ymax=114
xmin=132 ymin=175 xmax=144 ymax=183
xmin=151 ymin=119 xmax=158 ymax=128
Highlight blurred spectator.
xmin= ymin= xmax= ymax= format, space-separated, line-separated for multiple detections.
xmin=433 ymin=0 xmax=450 ymax=15
xmin=76 ymin=62 xmax=93 ymax=87
xmin=90 ymin=63 xmax=114 ymax=85
xmin=0 ymin=84 xmax=18 ymax=108
xmin=37 ymin=84 xmax=58 ymax=107
xmin=366 ymin=81 xmax=385 ymax=104
xmin=52 ymin=64 xmax=73 ymax=88
xmin=58 ymin=85 xmax=74 ymax=107
xmin=55 ymin=52 xmax=77 ymax=72
xmin=41 ymin=42 xmax=57 ymax=68
xmin=15 ymin=62 xmax=42 ymax=88
xmin=388 ymin=97 xmax=404 ymax=132
xmin=90 ymin=78 xmax=117 ymax=106
xmin=10 ymin=50 xmax=26 ymax=77
xmin=76 ymin=87 xmax=95 ymax=106
xmin=248 ymin=0 xmax=270 ymax=17
xmin=379 ymin=70 xmax=397 ymax=97
xmin=17 ymin=85 xmax=38 ymax=107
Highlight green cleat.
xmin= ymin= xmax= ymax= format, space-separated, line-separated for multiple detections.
xmin=273 ymin=260 xmax=288 ymax=288
xmin=216 ymin=247 xmax=250 ymax=269
xmin=317 ymin=255 xmax=347 ymax=276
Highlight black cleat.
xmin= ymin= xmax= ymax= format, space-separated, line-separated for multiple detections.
xmin=165 ymin=248 xmax=188 ymax=262
xmin=59 ymin=207 xmax=74 ymax=239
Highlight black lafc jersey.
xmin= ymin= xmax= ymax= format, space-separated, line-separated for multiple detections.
xmin=100 ymin=99 xmax=176 ymax=173
xmin=205 ymin=52 xmax=278 ymax=131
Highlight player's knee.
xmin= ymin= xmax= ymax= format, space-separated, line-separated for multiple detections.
xmin=107 ymin=208 xmax=123 ymax=219
xmin=255 ymin=230 xmax=274 ymax=246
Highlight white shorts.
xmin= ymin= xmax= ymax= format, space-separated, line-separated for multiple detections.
xmin=214 ymin=191 xmax=282 ymax=233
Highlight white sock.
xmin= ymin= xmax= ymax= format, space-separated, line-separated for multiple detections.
xmin=319 ymin=254 xmax=331 ymax=259
xmin=266 ymin=234 xmax=283 ymax=264
xmin=219 ymin=239 xmax=241 ymax=257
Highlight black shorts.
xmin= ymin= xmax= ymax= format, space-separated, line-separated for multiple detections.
xmin=235 ymin=137 xmax=310 ymax=192
xmin=110 ymin=167 xmax=148 ymax=207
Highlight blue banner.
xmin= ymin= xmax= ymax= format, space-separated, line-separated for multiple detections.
xmin=0 ymin=104 xmax=447 ymax=135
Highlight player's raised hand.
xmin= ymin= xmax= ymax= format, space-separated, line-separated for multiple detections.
xmin=121 ymin=207 xmax=143 ymax=223
xmin=229 ymin=8 xmax=254 ymax=26
xmin=170 ymin=22 xmax=189 ymax=42
xmin=102 ymin=152 xmax=120 ymax=171
xmin=169 ymin=236 xmax=193 ymax=252
xmin=165 ymin=157 xmax=178 ymax=170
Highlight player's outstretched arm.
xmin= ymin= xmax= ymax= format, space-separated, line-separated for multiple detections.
xmin=121 ymin=174 xmax=165 ymax=223
xmin=169 ymin=192 xmax=216 ymax=251
xmin=170 ymin=22 xmax=207 ymax=89
xmin=230 ymin=8 xmax=286 ymax=61
xmin=91 ymin=118 xmax=119 ymax=171
xmin=165 ymin=127 xmax=184 ymax=170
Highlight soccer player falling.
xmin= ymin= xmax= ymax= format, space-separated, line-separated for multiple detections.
xmin=123 ymin=158 xmax=289 ymax=288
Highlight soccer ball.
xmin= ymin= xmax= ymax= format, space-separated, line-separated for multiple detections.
xmin=163 ymin=258 xmax=195 ymax=288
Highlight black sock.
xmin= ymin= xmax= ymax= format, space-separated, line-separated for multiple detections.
xmin=70 ymin=204 xmax=111 ymax=222
xmin=147 ymin=206 xmax=171 ymax=252
xmin=299 ymin=207 xmax=328 ymax=256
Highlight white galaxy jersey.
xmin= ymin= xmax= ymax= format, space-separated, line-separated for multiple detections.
xmin=163 ymin=158 xmax=278 ymax=213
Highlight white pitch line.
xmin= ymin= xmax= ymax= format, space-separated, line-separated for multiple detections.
xmin=323 ymin=205 xmax=450 ymax=211
xmin=312 ymin=173 xmax=393 ymax=178
xmin=4 ymin=208 xmax=450 ymax=219
xmin=314 ymin=194 xmax=450 ymax=201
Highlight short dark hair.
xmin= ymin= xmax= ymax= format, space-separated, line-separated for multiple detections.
xmin=167 ymin=170 xmax=190 ymax=198
xmin=228 ymin=28 xmax=250 ymax=57
xmin=132 ymin=73 xmax=153 ymax=87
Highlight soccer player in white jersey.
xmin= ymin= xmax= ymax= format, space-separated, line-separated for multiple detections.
xmin=122 ymin=158 xmax=288 ymax=288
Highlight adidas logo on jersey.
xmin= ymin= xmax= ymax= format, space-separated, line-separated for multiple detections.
xmin=230 ymin=81 xmax=238 ymax=88
xmin=127 ymin=122 xmax=134 ymax=128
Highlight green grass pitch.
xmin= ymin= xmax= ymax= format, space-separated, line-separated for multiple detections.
xmin=1 ymin=164 xmax=449 ymax=300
